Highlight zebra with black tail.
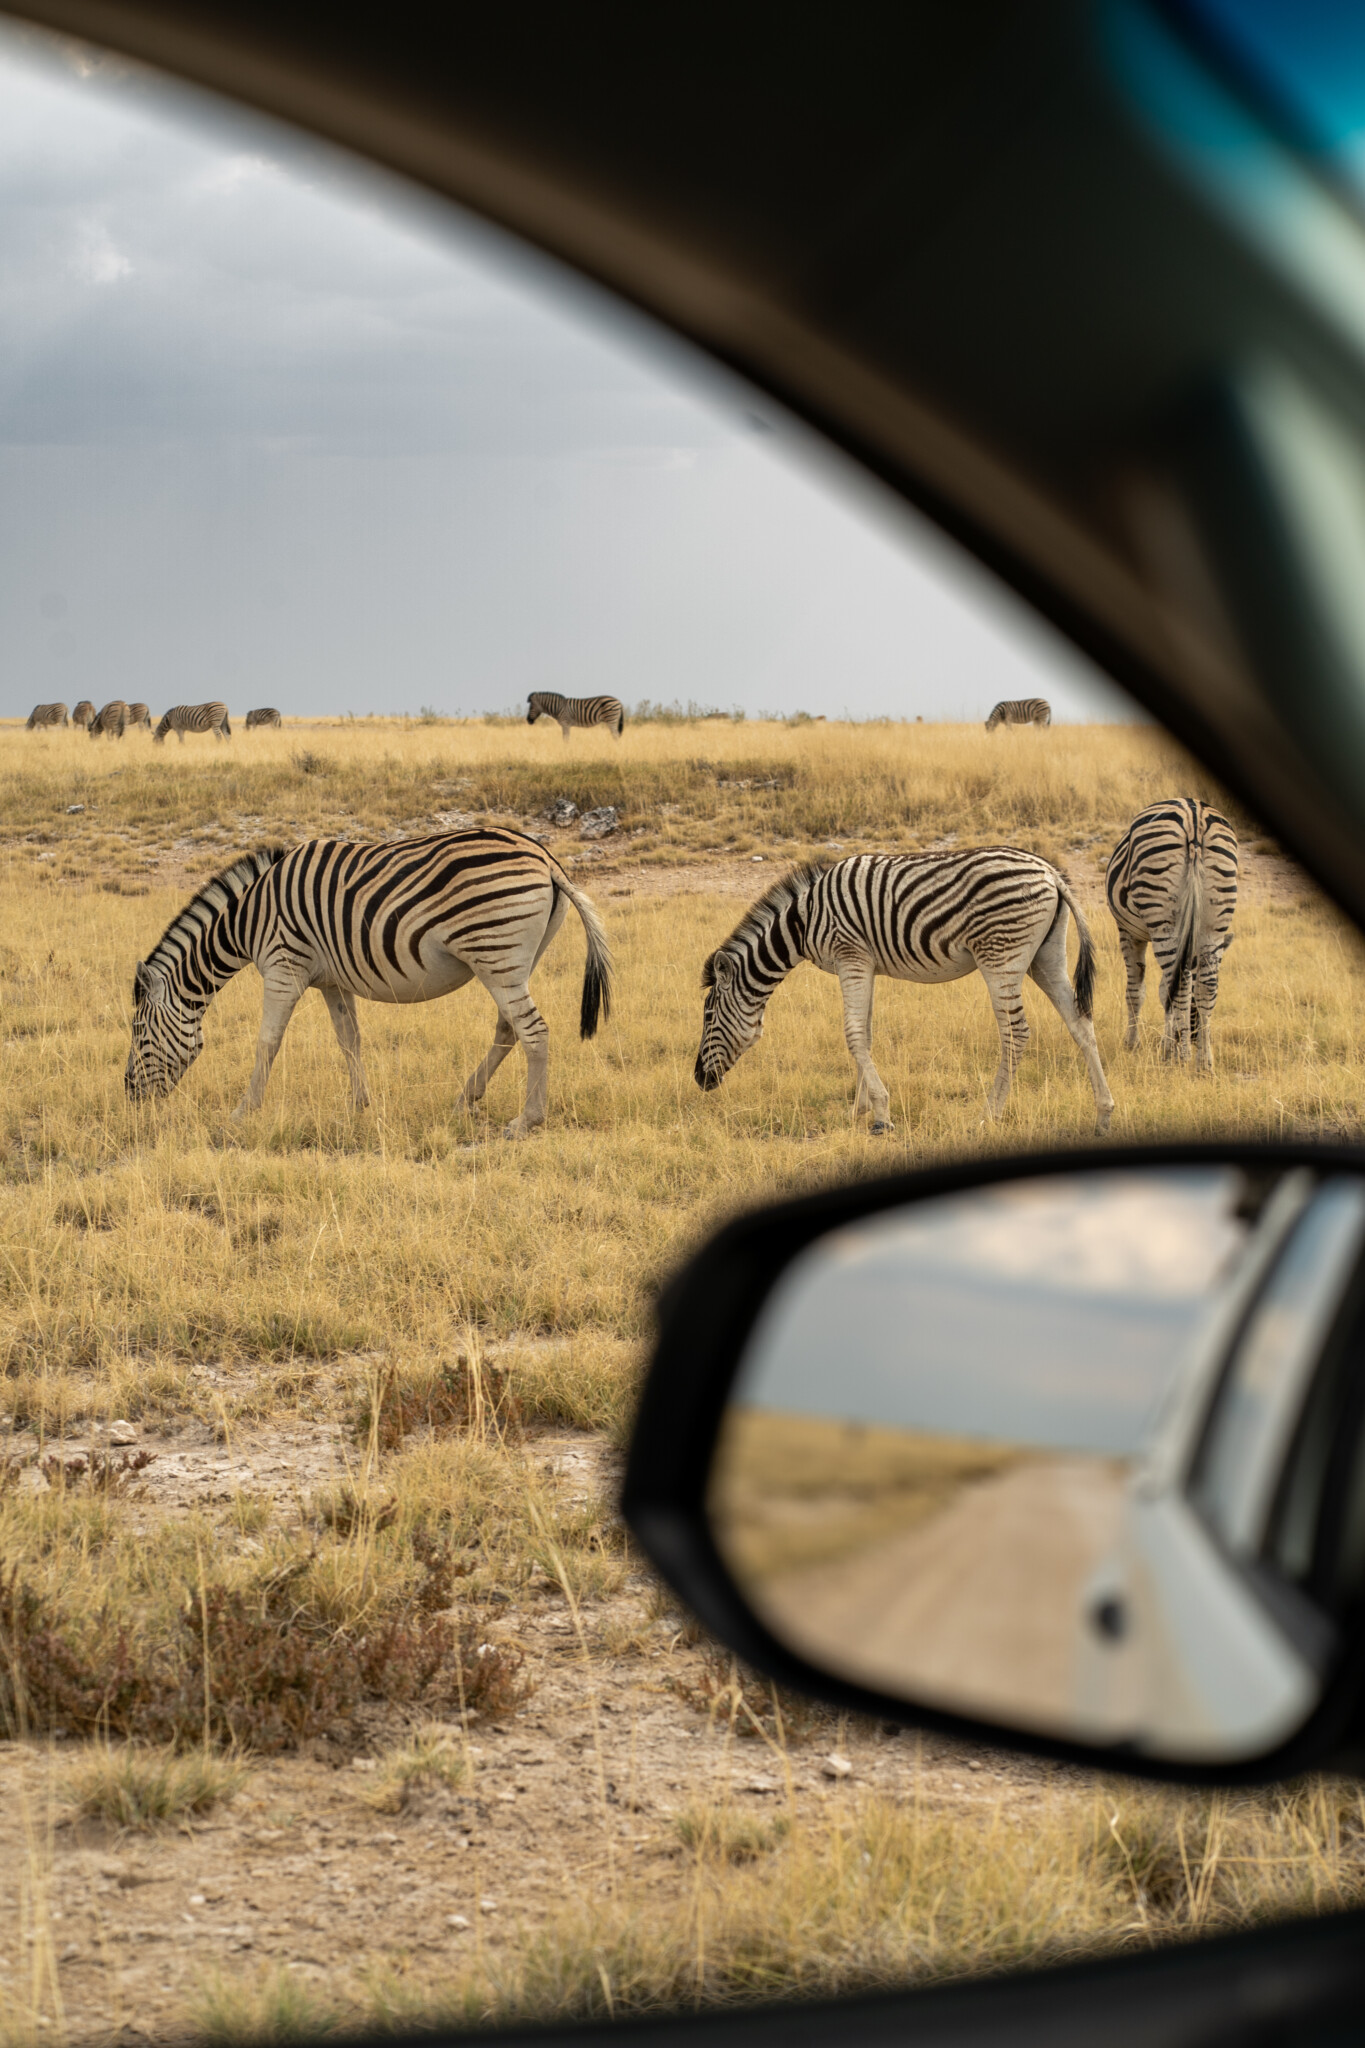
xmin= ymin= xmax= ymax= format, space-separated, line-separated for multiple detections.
xmin=154 ymin=702 xmax=231 ymax=743
xmin=25 ymin=703 xmax=68 ymax=729
xmin=1106 ymin=797 xmax=1239 ymax=1071
xmin=126 ymin=827 xmax=613 ymax=1138
xmin=695 ymin=850 xmax=1113 ymax=1133
xmin=527 ymin=691 xmax=625 ymax=739
xmin=985 ymin=698 xmax=1051 ymax=731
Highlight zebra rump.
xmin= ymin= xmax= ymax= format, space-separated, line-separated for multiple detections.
xmin=90 ymin=700 xmax=129 ymax=738
xmin=70 ymin=701 xmax=95 ymax=730
xmin=1106 ymin=797 xmax=1239 ymax=1069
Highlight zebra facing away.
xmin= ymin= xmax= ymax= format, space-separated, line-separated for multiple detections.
xmin=70 ymin=701 xmax=95 ymax=730
xmin=125 ymin=827 xmax=613 ymax=1138
xmin=527 ymin=691 xmax=625 ymax=739
xmin=245 ymin=707 xmax=282 ymax=729
xmin=985 ymin=698 xmax=1051 ymax=731
xmin=126 ymin=703 xmax=152 ymax=731
xmin=695 ymin=850 xmax=1114 ymax=1133
xmin=1106 ymin=797 xmax=1239 ymax=1071
xmin=154 ymin=702 xmax=231 ymax=743
xmin=25 ymin=703 xmax=68 ymax=729
xmin=90 ymin=701 xmax=129 ymax=739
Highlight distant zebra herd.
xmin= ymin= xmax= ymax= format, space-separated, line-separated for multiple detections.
xmin=24 ymin=700 xmax=277 ymax=738
xmin=123 ymin=792 xmax=1237 ymax=1137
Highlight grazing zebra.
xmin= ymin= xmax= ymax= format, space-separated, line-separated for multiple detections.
xmin=985 ymin=698 xmax=1051 ymax=731
xmin=1106 ymin=798 xmax=1239 ymax=1071
xmin=245 ymin=707 xmax=282 ymax=729
xmin=154 ymin=702 xmax=231 ymax=744
xmin=695 ymin=850 xmax=1113 ymax=1132
xmin=25 ymin=703 xmax=68 ymax=729
xmin=527 ymin=691 xmax=625 ymax=739
xmin=126 ymin=702 xmax=152 ymax=731
xmin=125 ymin=827 xmax=612 ymax=1138
xmin=70 ymin=701 xmax=95 ymax=730
xmin=89 ymin=700 xmax=129 ymax=739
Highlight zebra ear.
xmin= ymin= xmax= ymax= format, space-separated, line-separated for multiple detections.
xmin=134 ymin=960 xmax=169 ymax=1004
xmin=702 ymin=951 xmax=732 ymax=990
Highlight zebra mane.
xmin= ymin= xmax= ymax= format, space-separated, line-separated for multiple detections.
xmin=143 ymin=844 xmax=285 ymax=979
xmin=702 ymin=860 xmax=827 ymax=986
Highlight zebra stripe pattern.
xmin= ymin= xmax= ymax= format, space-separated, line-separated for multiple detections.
xmin=1106 ymin=797 xmax=1239 ymax=1071
xmin=70 ymin=701 xmax=95 ymax=730
xmin=985 ymin=698 xmax=1051 ymax=730
xmin=90 ymin=700 xmax=129 ymax=739
xmin=126 ymin=827 xmax=613 ymax=1138
xmin=126 ymin=702 xmax=152 ymax=731
xmin=695 ymin=850 xmax=1113 ymax=1132
xmin=154 ymin=702 xmax=231 ymax=743
xmin=245 ymin=707 xmax=282 ymax=729
xmin=527 ymin=691 xmax=625 ymax=739
xmin=25 ymin=703 xmax=68 ymax=729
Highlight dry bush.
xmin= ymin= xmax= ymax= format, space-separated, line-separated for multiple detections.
xmin=64 ymin=1741 xmax=248 ymax=1829
xmin=354 ymin=1354 xmax=521 ymax=1452
xmin=671 ymin=1646 xmax=830 ymax=1746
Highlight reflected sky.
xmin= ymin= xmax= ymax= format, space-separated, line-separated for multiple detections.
xmin=736 ymin=1170 xmax=1249 ymax=1456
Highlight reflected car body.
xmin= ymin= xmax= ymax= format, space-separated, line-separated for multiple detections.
xmin=1079 ymin=1172 xmax=1365 ymax=1758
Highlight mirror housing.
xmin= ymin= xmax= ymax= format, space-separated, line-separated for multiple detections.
xmin=623 ymin=1142 xmax=1365 ymax=1785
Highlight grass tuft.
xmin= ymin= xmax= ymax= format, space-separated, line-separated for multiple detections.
xmin=64 ymin=1741 xmax=248 ymax=1829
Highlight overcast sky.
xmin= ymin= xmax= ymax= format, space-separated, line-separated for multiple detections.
xmin=0 ymin=22 xmax=1134 ymax=724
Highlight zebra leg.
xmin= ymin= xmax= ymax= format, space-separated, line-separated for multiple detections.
xmin=1026 ymin=929 xmax=1116 ymax=1132
xmin=836 ymin=960 xmax=892 ymax=1133
xmin=461 ymin=1011 xmax=518 ymax=1108
xmin=321 ymin=987 xmax=371 ymax=1109
xmin=980 ymin=967 xmax=1031 ymax=1119
xmin=1192 ymin=950 xmax=1220 ymax=1074
xmin=475 ymin=976 xmax=550 ymax=1137
xmin=232 ymin=980 xmax=304 ymax=1119
xmin=1119 ymin=932 xmax=1146 ymax=1050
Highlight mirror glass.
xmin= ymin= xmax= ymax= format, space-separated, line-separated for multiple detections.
xmin=710 ymin=1166 xmax=1365 ymax=1762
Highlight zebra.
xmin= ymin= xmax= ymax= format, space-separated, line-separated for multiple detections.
xmin=527 ymin=691 xmax=625 ymax=739
xmin=25 ymin=703 xmax=68 ymax=729
xmin=1106 ymin=797 xmax=1239 ymax=1071
xmin=125 ymin=827 xmax=613 ymax=1138
xmin=154 ymin=702 xmax=231 ymax=743
xmin=695 ymin=850 xmax=1114 ymax=1133
xmin=127 ymin=702 xmax=152 ymax=731
xmin=70 ymin=701 xmax=95 ymax=730
xmin=985 ymin=698 xmax=1051 ymax=731
xmin=89 ymin=700 xmax=129 ymax=739
xmin=245 ymin=707 xmax=282 ymax=729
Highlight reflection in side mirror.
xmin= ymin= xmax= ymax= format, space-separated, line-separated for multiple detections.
xmin=708 ymin=1167 xmax=1365 ymax=1765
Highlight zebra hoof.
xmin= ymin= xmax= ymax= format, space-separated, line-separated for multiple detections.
xmin=869 ymin=1119 xmax=894 ymax=1136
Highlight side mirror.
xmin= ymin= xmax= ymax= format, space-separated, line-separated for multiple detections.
xmin=623 ymin=1145 xmax=1365 ymax=1782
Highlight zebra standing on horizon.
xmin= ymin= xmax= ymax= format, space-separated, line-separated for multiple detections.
xmin=90 ymin=701 xmax=129 ymax=738
xmin=25 ymin=703 xmax=68 ymax=729
xmin=1106 ymin=797 xmax=1239 ymax=1071
xmin=127 ymin=702 xmax=152 ymax=731
xmin=71 ymin=701 xmax=95 ymax=730
xmin=245 ymin=707 xmax=282 ymax=729
xmin=154 ymin=702 xmax=231 ymax=743
xmin=125 ymin=827 xmax=612 ymax=1138
xmin=695 ymin=850 xmax=1114 ymax=1133
xmin=985 ymin=698 xmax=1051 ymax=731
xmin=527 ymin=691 xmax=625 ymax=739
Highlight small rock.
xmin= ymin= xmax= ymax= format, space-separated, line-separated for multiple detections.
xmin=968 ymin=1760 xmax=982 ymax=1772
xmin=188 ymin=1895 xmax=206 ymax=1907
xmin=546 ymin=798 xmax=579 ymax=826
xmin=579 ymin=806 xmax=618 ymax=839
xmin=751 ymin=854 xmax=766 ymax=862
xmin=66 ymin=804 xmax=85 ymax=815
xmin=480 ymin=1897 xmax=498 ymax=1913
xmin=446 ymin=1914 xmax=471 ymax=1932
xmin=352 ymin=1758 xmax=377 ymax=1772
xmin=59 ymin=1943 xmax=80 ymax=1963
xmin=104 ymin=1420 xmax=138 ymax=1447
xmin=822 ymin=1754 xmax=852 ymax=1780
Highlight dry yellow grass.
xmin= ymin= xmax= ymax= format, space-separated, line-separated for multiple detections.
xmin=1 ymin=716 xmax=1363 ymax=2038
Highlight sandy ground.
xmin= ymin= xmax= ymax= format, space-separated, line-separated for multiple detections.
xmin=0 ymin=1417 xmax=1080 ymax=2043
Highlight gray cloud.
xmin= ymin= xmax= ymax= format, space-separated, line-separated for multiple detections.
xmin=0 ymin=22 xmax=1130 ymax=721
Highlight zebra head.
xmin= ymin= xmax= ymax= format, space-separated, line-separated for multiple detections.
xmin=125 ymin=960 xmax=204 ymax=1099
xmin=694 ymin=948 xmax=764 ymax=1090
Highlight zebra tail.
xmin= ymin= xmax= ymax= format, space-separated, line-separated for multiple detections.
xmin=559 ymin=877 xmax=615 ymax=1037
xmin=1163 ymin=849 xmax=1203 ymax=1018
xmin=222 ymin=712 xmax=232 ymax=737
xmin=1054 ymin=873 xmax=1097 ymax=1020
xmin=615 ymin=704 xmax=625 ymax=736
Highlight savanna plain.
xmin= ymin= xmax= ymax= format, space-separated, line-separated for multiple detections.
xmin=1 ymin=715 xmax=1364 ymax=2043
